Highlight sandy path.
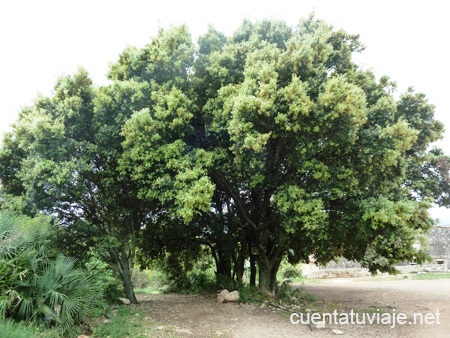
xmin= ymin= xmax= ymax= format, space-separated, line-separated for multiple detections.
xmin=135 ymin=277 xmax=450 ymax=337
xmin=301 ymin=277 xmax=450 ymax=337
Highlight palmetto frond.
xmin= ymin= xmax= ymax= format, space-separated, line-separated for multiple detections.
xmin=0 ymin=213 xmax=101 ymax=336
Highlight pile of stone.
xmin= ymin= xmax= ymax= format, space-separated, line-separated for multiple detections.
xmin=217 ymin=289 xmax=240 ymax=303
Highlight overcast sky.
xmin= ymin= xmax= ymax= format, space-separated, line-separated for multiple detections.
xmin=0 ymin=0 xmax=449 ymax=224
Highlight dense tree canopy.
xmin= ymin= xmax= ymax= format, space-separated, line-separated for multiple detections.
xmin=1 ymin=16 xmax=449 ymax=294
xmin=0 ymin=70 xmax=151 ymax=303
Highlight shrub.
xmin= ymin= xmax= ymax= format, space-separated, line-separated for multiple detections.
xmin=161 ymin=257 xmax=217 ymax=294
xmin=85 ymin=252 xmax=123 ymax=304
xmin=281 ymin=266 xmax=303 ymax=280
xmin=278 ymin=259 xmax=303 ymax=281
xmin=2 ymin=254 xmax=101 ymax=337
xmin=131 ymin=269 xmax=150 ymax=289
xmin=146 ymin=269 xmax=168 ymax=291
xmin=0 ymin=213 xmax=102 ymax=337
xmin=0 ymin=319 xmax=40 ymax=338
xmin=277 ymin=282 xmax=316 ymax=305
xmin=237 ymin=285 xmax=270 ymax=303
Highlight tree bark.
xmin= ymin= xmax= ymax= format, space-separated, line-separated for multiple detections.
xmin=257 ymin=253 xmax=282 ymax=294
xmin=248 ymin=239 xmax=257 ymax=287
xmin=250 ymin=255 xmax=257 ymax=287
xmin=234 ymin=242 xmax=246 ymax=285
xmin=110 ymin=247 xmax=138 ymax=304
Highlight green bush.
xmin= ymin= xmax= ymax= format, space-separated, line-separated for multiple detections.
xmin=85 ymin=251 xmax=123 ymax=304
xmin=237 ymin=285 xmax=270 ymax=303
xmin=281 ymin=266 xmax=302 ymax=280
xmin=278 ymin=259 xmax=303 ymax=281
xmin=155 ymin=252 xmax=218 ymax=294
xmin=277 ymin=282 xmax=316 ymax=305
xmin=0 ymin=213 xmax=102 ymax=337
xmin=134 ymin=269 xmax=168 ymax=294
xmin=146 ymin=269 xmax=168 ymax=290
xmin=0 ymin=319 xmax=40 ymax=338
xmin=131 ymin=269 xmax=150 ymax=289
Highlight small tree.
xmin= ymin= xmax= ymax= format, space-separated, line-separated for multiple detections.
xmin=0 ymin=69 xmax=155 ymax=303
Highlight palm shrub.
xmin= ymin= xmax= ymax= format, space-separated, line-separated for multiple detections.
xmin=0 ymin=319 xmax=40 ymax=338
xmin=0 ymin=213 xmax=101 ymax=336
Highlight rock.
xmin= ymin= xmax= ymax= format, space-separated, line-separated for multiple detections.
xmin=225 ymin=290 xmax=240 ymax=302
xmin=217 ymin=289 xmax=229 ymax=303
xmin=332 ymin=329 xmax=344 ymax=335
xmin=119 ymin=297 xmax=131 ymax=305
xmin=217 ymin=289 xmax=240 ymax=303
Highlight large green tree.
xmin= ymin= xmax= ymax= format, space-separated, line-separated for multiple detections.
xmin=0 ymin=69 xmax=152 ymax=303
xmin=119 ymin=17 xmax=449 ymax=292
xmin=1 ymin=17 xmax=448 ymax=295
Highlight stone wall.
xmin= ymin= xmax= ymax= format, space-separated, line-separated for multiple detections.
xmin=299 ymin=226 xmax=450 ymax=278
xmin=428 ymin=226 xmax=450 ymax=268
xmin=309 ymin=268 xmax=371 ymax=279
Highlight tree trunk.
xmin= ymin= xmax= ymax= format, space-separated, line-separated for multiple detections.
xmin=234 ymin=242 xmax=246 ymax=285
xmin=211 ymin=244 xmax=233 ymax=286
xmin=119 ymin=264 xmax=138 ymax=304
xmin=257 ymin=254 xmax=282 ymax=294
xmin=247 ymin=237 xmax=257 ymax=287
xmin=250 ymin=255 xmax=257 ymax=287
xmin=111 ymin=248 xmax=138 ymax=304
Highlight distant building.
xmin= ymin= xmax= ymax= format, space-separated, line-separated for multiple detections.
xmin=302 ymin=226 xmax=450 ymax=277
xmin=428 ymin=226 xmax=450 ymax=269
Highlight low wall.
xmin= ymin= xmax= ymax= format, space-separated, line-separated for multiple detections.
xmin=307 ymin=264 xmax=448 ymax=279
xmin=309 ymin=268 xmax=371 ymax=279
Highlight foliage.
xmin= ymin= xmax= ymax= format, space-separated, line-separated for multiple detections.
xmin=91 ymin=306 xmax=146 ymax=338
xmin=1 ymin=15 xmax=449 ymax=296
xmin=157 ymin=253 xmax=219 ymax=294
xmin=0 ymin=68 xmax=153 ymax=303
xmin=84 ymin=251 xmax=123 ymax=304
xmin=278 ymin=259 xmax=303 ymax=281
xmin=134 ymin=269 xmax=168 ymax=294
xmin=237 ymin=285 xmax=270 ymax=303
xmin=118 ymin=17 xmax=448 ymax=293
xmin=131 ymin=269 xmax=150 ymax=289
xmin=277 ymin=282 xmax=317 ymax=306
xmin=0 ymin=319 xmax=40 ymax=338
xmin=237 ymin=281 xmax=317 ymax=307
xmin=0 ymin=213 xmax=101 ymax=337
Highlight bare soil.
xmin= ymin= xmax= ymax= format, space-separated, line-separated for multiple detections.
xmin=134 ymin=276 xmax=450 ymax=337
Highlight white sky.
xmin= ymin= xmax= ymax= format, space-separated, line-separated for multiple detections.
xmin=0 ymin=0 xmax=449 ymax=224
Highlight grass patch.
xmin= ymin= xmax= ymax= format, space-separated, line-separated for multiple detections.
xmin=410 ymin=272 xmax=450 ymax=280
xmin=238 ymin=283 xmax=317 ymax=310
xmin=91 ymin=306 xmax=150 ymax=338
xmin=134 ymin=286 xmax=162 ymax=294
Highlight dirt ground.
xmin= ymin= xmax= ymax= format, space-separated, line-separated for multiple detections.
xmin=135 ymin=276 xmax=450 ymax=337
